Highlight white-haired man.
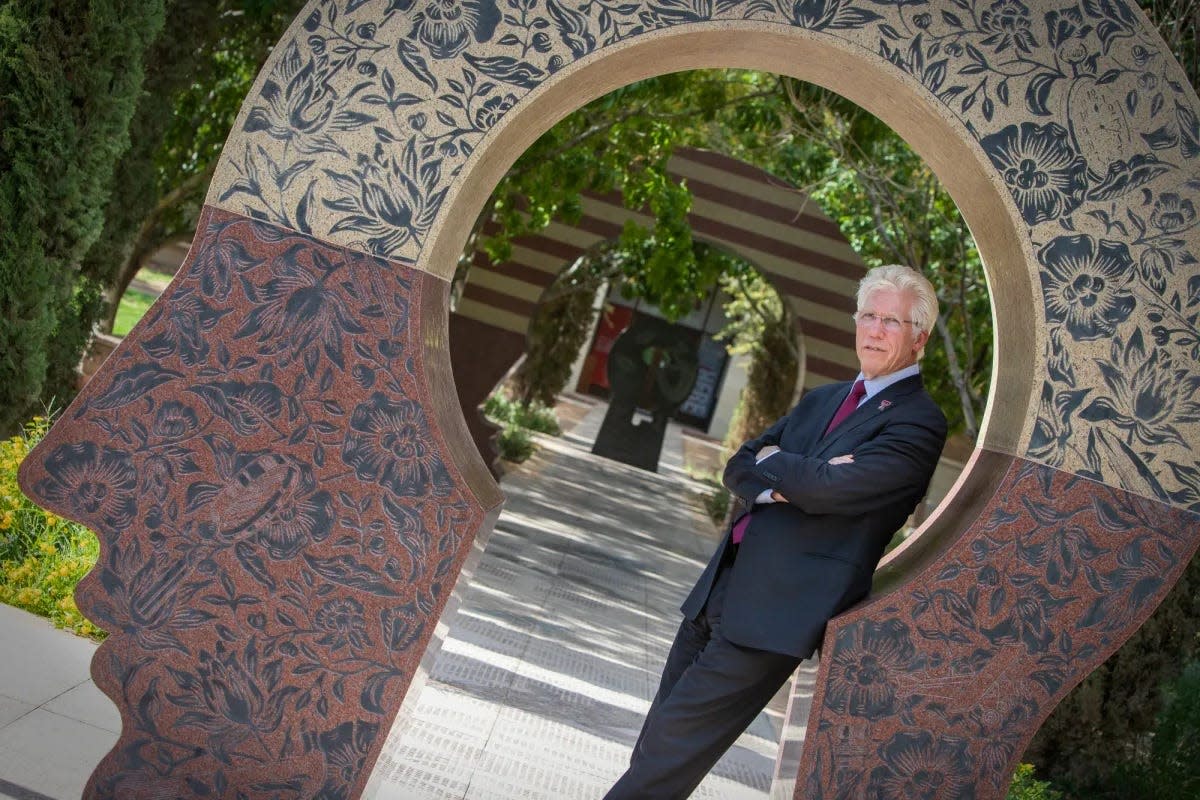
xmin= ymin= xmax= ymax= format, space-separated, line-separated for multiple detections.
xmin=606 ymin=264 xmax=948 ymax=798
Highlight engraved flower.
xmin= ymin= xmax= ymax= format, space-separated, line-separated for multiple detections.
xmin=976 ymin=700 xmax=1037 ymax=782
xmin=980 ymin=0 xmax=1037 ymax=53
xmin=242 ymin=464 xmax=333 ymax=560
xmin=980 ymin=577 xmax=1066 ymax=654
xmin=1039 ymin=235 xmax=1135 ymax=341
xmin=1082 ymin=332 xmax=1200 ymax=447
xmin=1045 ymin=5 xmax=1092 ymax=64
xmin=305 ymin=720 xmax=379 ymax=799
xmin=90 ymin=538 xmax=188 ymax=643
xmin=321 ymin=143 xmax=447 ymax=256
xmin=981 ymin=122 xmax=1087 ymax=225
xmin=233 ymin=245 xmax=366 ymax=370
xmin=824 ymin=619 xmax=918 ymax=721
xmin=867 ymin=731 xmax=974 ymax=800
xmin=152 ymin=400 xmax=200 ymax=441
xmin=140 ymin=455 xmax=174 ymax=502
xmin=138 ymin=292 xmax=231 ymax=368
xmin=314 ymin=597 xmax=372 ymax=652
xmin=407 ymin=0 xmax=501 ymax=59
xmin=473 ymin=92 xmax=518 ymax=130
xmin=342 ymin=393 xmax=451 ymax=498
xmin=35 ymin=442 xmax=137 ymax=532
xmin=775 ymin=0 xmax=883 ymax=30
xmin=1150 ymin=192 xmax=1197 ymax=234
xmin=171 ymin=638 xmax=297 ymax=762
xmin=243 ymin=42 xmax=335 ymax=148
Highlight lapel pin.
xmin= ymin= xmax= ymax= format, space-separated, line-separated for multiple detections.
xmin=878 ymin=399 xmax=893 ymax=411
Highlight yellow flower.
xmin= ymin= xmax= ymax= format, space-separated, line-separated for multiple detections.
xmin=39 ymin=541 xmax=57 ymax=557
xmin=15 ymin=587 xmax=42 ymax=605
xmin=0 ymin=511 xmax=12 ymax=530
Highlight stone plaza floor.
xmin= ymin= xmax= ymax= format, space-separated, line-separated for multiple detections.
xmin=0 ymin=399 xmax=813 ymax=799
xmin=364 ymin=401 xmax=799 ymax=799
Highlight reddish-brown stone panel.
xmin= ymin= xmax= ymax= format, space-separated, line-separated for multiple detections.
xmin=798 ymin=457 xmax=1200 ymax=800
xmin=19 ymin=207 xmax=487 ymax=800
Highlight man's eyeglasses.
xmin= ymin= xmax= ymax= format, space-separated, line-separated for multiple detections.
xmin=853 ymin=311 xmax=917 ymax=333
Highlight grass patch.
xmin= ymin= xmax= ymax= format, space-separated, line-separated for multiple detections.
xmin=137 ymin=267 xmax=175 ymax=288
xmin=0 ymin=416 xmax=103 ymax=639
xmin=112 ymin=285 xmax=157 ymax=336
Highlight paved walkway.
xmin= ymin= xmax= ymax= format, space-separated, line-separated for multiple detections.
xmin=0 ymin=400 xmax=806 ymax=799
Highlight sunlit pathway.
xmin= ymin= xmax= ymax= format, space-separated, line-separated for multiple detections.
xmin=367 ymin=400 xmax=800 ymax=799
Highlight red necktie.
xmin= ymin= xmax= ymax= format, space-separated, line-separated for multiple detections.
xmin=824 ymin=379 xmax=867 ymax=436
xmin=732 ymin=379 xmax=867 ymax=546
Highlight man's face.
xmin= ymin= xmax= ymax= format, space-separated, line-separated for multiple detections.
xmin=855 ymin=288 xmax=929 ymax=380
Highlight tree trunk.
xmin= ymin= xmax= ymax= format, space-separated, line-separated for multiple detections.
xmin=99 ymin=165 xmax=213 ymax=333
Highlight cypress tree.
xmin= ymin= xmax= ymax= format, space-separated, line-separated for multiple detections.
xmin=0 ymin=0 xmax=165 ymax=433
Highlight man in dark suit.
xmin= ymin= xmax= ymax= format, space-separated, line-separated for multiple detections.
xmin=605 ymin=265 xmax=948 ymax=799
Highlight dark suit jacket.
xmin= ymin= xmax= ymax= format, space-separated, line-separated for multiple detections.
xmin=680 ymin=374 xmax=947 ymax=659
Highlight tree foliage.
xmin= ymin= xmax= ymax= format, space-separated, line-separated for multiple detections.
xmin=88 ymin=0 xmax=305 ymax=334
xmin=0 ymin=0 xmax=166 ymax=434
xmin=777 ymin=79 xmax=992 ymax=439
xmin=460 ymin=67 xmax=993 ymax=439
xmin=462 ymin=71 xmax=782 ymax=322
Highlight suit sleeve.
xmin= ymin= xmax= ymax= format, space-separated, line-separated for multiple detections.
xmin=721 ymin=412 xmax=791 ymax=503
xmin=749 ymin=409 xmax=947 ymax=516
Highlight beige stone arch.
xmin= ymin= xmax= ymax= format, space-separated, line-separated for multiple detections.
xmin=20 ymin=2 xmax=1200 ymax=798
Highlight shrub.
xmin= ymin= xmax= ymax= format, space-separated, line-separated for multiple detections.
xmin=1006 ymin=764 xmax=1064 ymax=800
xmin=483 ymin=393 xmax=561 ymax=435
xmin=512 ymin=403 xmax=561 ymax=435
xmin=496 ymin=424 xmax=535 ymax=463
xmin=0 ymin=416 xmax=102 ymax=638
xmin=1145 ymin=659 xmax=1200 ymax=798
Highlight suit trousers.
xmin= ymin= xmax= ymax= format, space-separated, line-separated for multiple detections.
xmin=605 ymin=548 xmax=802 ymax=799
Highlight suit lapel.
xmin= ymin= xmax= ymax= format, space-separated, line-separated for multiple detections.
xmin=813 ymin=375 xmax=924 ymax=458
xmin=803 ymin=381 xmax=854 ymax=453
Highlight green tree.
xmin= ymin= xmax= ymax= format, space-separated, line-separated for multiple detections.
xmin=458 ymin=70 xmax=782 ymax=323
xmin=456 ymin=68 xmax=991 ymax=438
xmin=88 ymin=0 xmax=305 ymax=335
xmin=0 ymin=0 xmax=166 ymax=434
xmin=768 ymin=80 xmax=991 ymax=439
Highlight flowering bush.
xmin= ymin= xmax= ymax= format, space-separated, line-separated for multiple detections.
xmin=0 ymin=416 xmax=102 ymax=639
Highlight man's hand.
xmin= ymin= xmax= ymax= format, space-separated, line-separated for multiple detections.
xmin=828 ymin=454 xmax=855 ymax=465
xmin=756 ymin=445 xmax=781 ymax=462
